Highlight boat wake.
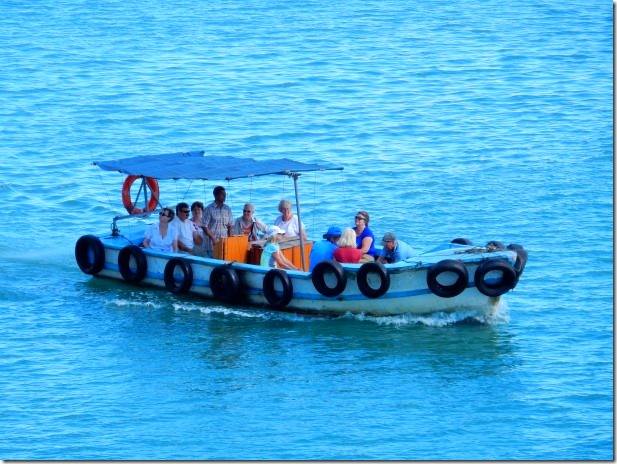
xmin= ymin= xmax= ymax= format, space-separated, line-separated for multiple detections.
xmin=343 ymin=302 xmax=510 ymax=327
xmin=107 ymin=297 xmax=510 ymax=327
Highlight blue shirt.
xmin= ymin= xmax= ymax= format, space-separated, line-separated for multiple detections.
xmin=379 ymin=239 xmax=415 ymax=263
xmin=260 ymin=242 xmax=280 ymax=267
xmin=309 ymin=240 xmax=338 ymax=271
xmin=354 ymin=226 xmax=377 ymax=257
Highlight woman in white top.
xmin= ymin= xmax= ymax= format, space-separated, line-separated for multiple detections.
xmin=143 ymin=207 xmax=179 ymax=253
xmin=273 ymin=199 xmax=307 ymax=240
xmin=232 ymin=203 xmax=267 ymax=241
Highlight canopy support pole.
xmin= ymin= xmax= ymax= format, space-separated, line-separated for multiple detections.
xmin=291 ymin=172 xmax=306 ymax=271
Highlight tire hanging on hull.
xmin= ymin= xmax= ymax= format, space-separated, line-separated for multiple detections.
xmin=118 ymin=245 xmax=148 ymax=283
xmin=357 ymin=262 xmax=390 ymax=299
xmin=75 ymin=235 xmax=105 ymax=275
xmin=426 ymin=259 xmax=469 ymax=298
xmin=209 ymin=266 xmax=241 ymax=303
xmin=263 ymin=269 xmax=293 ymax=309
xmin=164 ymin=258 xmax=193 ymax=294
xmin=474 ymin=258 xmax=517 ymax=297
xmin=311 ymin=260 xmax=347 ymax=297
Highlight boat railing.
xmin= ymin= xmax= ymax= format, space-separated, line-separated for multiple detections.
xmin=111 ymin=210 xmax=160 ymax=236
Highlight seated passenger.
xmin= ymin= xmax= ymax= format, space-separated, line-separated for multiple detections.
xmin=333 ymin=228 xmax=363 ymax=264
xmin=309 ymin=226 xmax=342 ymax=271
xmin=376 ymin=232 xmax=416 ymax=264
xmin=172 ymin=202 xmax=203 ymax=254
xmin=352 ymin=210 xmax=376 ymax=263
xmin=143 ymin=207 xmax=179 ymax=253
xmin=274 ymin=199 xmax=307 ymax=240
xmin=189 ymin=201 xmax=207 ymax=257
xmin=233 ymin=203 xmax=267 ymax=241
xmin=260 ymin=225 xmax=299 ymax=270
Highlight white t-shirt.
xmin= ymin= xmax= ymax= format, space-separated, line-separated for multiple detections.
xmin=274 ymin=215 xmax=305 ymax=237
xmin=172 ymin=217 xmax=196 ymax=250
xmin=145 ymin=223 xmax=178 ymax=252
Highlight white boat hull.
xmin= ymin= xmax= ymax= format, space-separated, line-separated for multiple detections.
xmin=77 ymin=232 xmax=525 ymax=317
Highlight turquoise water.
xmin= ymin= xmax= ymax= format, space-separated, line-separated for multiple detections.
xmin=0 ymin=0 xmax=613 ymax=460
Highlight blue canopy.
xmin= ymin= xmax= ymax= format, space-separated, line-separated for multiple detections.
xmin=94 ymin=151 xmax=343 ymax=180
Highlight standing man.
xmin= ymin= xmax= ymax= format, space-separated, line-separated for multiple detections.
xmin=201 ymin=186 xmax=234 ymax=258
xmin=376 ymin=232 xmax=416 ymax=264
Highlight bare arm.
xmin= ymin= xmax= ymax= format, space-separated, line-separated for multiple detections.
xmin=202 ymin=226 xmax=217 ymax=244
xmin=193 ymin=230 xmax=203 ymax=246
xmin=273 ymin=251 xmax=298 ymax=270
xmin=359 ymin=236 xmax=373 ymax=254
xmin=178 ymin=240 xmax=192 ymax=254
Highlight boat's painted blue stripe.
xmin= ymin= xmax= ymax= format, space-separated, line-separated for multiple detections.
xmin=104 ymin=265 xmax=502 ymax=300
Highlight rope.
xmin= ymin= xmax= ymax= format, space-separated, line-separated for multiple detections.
xmin=95 ymin=166 xmax=117 ymax=214
xmin=312 ymin=171 xmax=317 ymax=236
xmin=457 ymin=246 xmax=490 ymax=254
xmin=173 ymin=180 xmax=179 ymax=208
xmin=226 ymin=179 xmax=233 ymax=212
xmin=181 ymin=179 xmax=194 ymax=203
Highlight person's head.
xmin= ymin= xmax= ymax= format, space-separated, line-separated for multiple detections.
xmin=337 ymin=228 xmax=357 ymax=248
xmin=266 ymin=225 xmax=285 ymax=243
xmin=176 ymin=202 xmax=190 ymax=221
xmin=354 ymin=211 xmax=370 ymax=226
xmin=382 ymin=232 xmax=397 ymax=251
xmin=213 ymin=186 xmax=226 ymax=203
xmin=159 ymin=207 xmax=175 ymax=222
xmin=191 ymin=201 xmax=204 ymax=216
xmin=242 ymin=203 xmax=255 ymax=218
xmin=278 ymin=199 xmax=292 ymax=215
xmin=323 ymin=226 xmax=342 ymax=243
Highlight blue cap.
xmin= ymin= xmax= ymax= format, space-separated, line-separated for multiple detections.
xmin=323 ymin=226 xmax=342 ymax=239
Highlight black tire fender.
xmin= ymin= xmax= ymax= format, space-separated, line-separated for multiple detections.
xmin=451 ymin=237 xmax=473 ymax=245
xmin=263 ymin=269 xmax=293 ymax=309
xmin=209 ymin=266 xmax=241 ymax=303
xmin=118 ymin=245 xmax=148 ymax=283
xmin=164 ymin=258 xmax=193 ymax=294
xmin=357 ymin=262 xmax=390 ymax=299
xmin=75 ymin=235 xmax=105 ymax=275
xmin=507 ymin=243 xmax=528 ymax=283
xmin=426 ymin=259 xmax=469 ymax=298
xmin=311 ymin=260 xmax=347 ymax=297
xmin=474 ymin=258 xmax=517 ymax=297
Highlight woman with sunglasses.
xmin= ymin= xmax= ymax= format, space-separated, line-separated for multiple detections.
xmin=352 ymin=210 xmax=376 ymax=263
xmin=233 ymin=203 xmax=267 ymax=241
xmin=143 ymin=207 xmax=179 ymax=253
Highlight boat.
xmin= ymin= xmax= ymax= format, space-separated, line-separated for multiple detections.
xmin=75 ymin=150 xmax=528 ymax=317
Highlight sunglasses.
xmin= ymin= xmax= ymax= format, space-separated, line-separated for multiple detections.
xmin=354 ymin=216 xmax=366 ymax=221
xmin=159 ymin=212 xmax=171 ymax=217
xmin=181 ymin=210 xmax=190 ymax=213
xmin=243 ymin=210 xmax=253 ymax=213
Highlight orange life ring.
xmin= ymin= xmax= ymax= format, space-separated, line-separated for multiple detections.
xmin=122 ymin=175 xmax=160 ymax=214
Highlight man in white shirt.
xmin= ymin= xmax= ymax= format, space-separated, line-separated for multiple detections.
xmin=173 ymin=202 xmax=203 ymax=254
